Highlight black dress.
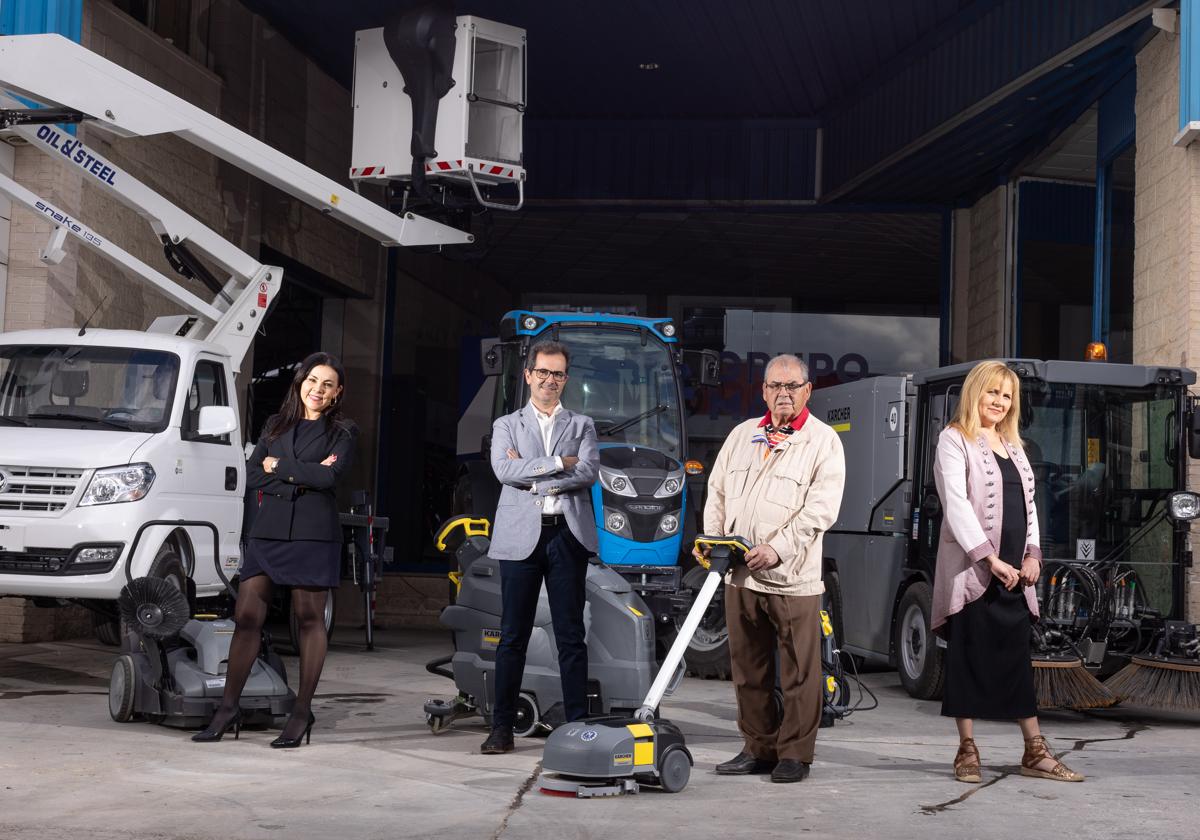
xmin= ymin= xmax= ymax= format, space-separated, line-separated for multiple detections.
xmin=241 ymin=418 xmax=342 ymax=589
xmin=941 ymin=453 xmax=1037 ymax=720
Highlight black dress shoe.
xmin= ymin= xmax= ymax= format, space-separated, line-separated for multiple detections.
xmin=715 ymin=751 xmax=776 ymax=775
xmin=480 ymin=730 xmax=514 ymax=755
xmin=770 ymin=759 xmax=811 ymax=783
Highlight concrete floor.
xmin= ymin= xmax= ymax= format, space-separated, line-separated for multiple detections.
xmin=1 ymin=629 xmax=1198 ymax=840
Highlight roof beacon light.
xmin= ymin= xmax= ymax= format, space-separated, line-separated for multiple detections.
xmin=1085 ymin=342 xmax=1107 ymax=362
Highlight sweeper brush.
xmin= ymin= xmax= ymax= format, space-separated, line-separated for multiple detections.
xmin=117 ymin=576 xmax=191 ymax=639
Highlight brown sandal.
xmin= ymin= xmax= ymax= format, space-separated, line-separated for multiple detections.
xmin=953 ymin=737 xmax=981 ymax=783
xmin=1021 ymin=735 xmax=1084 ymax=782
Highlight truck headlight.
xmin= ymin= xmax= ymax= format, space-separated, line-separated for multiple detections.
xmin=79 ymin=463 xmax=156 ymax=506
xmin=1168 ymin=491 xmax=1200 ymax=521
xmin=659 ymin=514 xmax=679 ymax=534
xmin=606 ymin=511 xmax=627 ymax=532
xmin=599 ymin=467 xmax=637 ymax=498
xmin=653 ymin=470 xmax=685 ymax=498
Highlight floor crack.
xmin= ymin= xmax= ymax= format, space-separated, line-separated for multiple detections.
xmin=491 ymin=759 xmax=542 ymax=840
xmin=918 ymin=770 xmax=1013 ymax=815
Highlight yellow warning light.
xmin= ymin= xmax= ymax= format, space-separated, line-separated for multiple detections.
xmin=685 ymin=459 xmax=704 ymax=475
xmin=1084 ymin=342 xmax=1107 ymax=362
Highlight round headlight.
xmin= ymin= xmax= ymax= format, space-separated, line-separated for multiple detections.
xmin=1169 ymin=491 xmax=1200 ymax=521
xmin=522 ymin=316 xmax=537 ymax=330
xmin=660 ymin=514 xmax=678 ymax=534
xmin=664 ymin=478 xmax=680 ymax=494
xmin=606 ymin=512 xmax=627 ymax=532
xmin=662 ymin=323 xmax=676 ymax=337
xmin=613 ymin=476 xmax=628 ymax=492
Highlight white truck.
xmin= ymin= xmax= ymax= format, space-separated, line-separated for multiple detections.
xmin=0 ymin=22 xmax=521 ymax=638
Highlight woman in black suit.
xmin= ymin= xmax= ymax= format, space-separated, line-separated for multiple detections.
xmin=193 ymin=352 xmax=357 ymax=747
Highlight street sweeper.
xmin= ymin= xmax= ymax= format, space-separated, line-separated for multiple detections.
xmin=806 ymin=353 xmax=1199 ymax=710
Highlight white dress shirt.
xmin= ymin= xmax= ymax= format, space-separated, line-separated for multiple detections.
xmin=531 ymin=400 xmax=564 ymax=514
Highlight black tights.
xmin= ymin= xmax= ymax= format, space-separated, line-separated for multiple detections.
xmin=213 ymin=575 xmax=329 ymax=740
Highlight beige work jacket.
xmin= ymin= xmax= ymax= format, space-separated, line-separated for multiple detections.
xmin=703 ymin=414 xmax=846 ymax=596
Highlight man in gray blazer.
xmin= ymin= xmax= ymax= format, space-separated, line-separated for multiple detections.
xmin=480 ymin=340 xmax=600 ymax=754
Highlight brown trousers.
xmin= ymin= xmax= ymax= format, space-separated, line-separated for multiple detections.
xmin=725 ymin=584 xmax=823 ymax=762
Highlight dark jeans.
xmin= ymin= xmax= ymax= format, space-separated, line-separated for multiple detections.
xmin=492 ymin=522 xmax=589 ymax=731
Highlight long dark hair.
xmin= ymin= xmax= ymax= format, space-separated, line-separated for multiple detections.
xmin=265 ymin=352 xmax=350 ymax=441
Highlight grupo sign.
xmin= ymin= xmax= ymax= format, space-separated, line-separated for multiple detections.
xmin=683 ymin=309 xmax=938 ymax=440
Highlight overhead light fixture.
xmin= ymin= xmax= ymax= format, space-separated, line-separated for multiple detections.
xmin=1026 ymin=95 xmax=1038 ymax=101
xmin=1003 ymin=122 xmax=1015 ymax=128
xmin=639 ymin=63 xmax=660 ymax=70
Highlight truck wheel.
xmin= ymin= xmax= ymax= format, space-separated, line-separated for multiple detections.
xmin=679 ymin=565 xmax=731 ymax=680
xmin=148 ymin=548 xmax=188 ymax=595
xmin=109 ymin=654 xmax=137 ymax=722
xmin=894 ymin=582 xmax=944 ymax=700
xmin=512 ymin=692 xmax=540 ymax=738
xmin=288 ymin=588 xmax=336 ymax=653
xmin=93 ymin=612 xmax=123 ymax=647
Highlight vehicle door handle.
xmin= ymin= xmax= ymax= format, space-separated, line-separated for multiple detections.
xmin=225 ymin=467 xmax=238 ymax=491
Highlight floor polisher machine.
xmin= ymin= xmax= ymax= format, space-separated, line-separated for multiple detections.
xmin=537 ymin=534 xmax=753 ymax=797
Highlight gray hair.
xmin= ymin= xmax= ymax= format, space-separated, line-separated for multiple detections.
xmin=526 ymin=340 xmax=571 ymax=371
xmin=764 ymin=353 xmax=808 ymax=383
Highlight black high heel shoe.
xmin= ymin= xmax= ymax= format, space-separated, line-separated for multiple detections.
xmin=270 ymin=711 xmax=316 ymax=749
xmin=191 ymin=708 xmax=242 ymax=743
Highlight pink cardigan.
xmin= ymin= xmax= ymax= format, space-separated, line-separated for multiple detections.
xmin=930 ymin=426 xmax=1042 ymax=635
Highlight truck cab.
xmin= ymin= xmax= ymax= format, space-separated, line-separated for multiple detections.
xmin=0 ymin=328 xmax=242 ymax=609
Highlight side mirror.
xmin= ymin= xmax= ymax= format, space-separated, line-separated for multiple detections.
xmin=480 ymin=339 xmax=505 ymax=376
xmin=682 ymin=349 xmax=721 ymax=387
xmin=198 ymin=405 xmax=237 ymax=437
xmin=1189 ymin=408 xmax=1200 ymax=460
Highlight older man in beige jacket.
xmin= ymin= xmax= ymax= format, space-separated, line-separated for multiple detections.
xmin=702 ymin=353 xmax=845 ymax=783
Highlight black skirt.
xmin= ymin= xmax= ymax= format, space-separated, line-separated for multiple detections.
xmin=242 ymin=538 xmax=341 ymax=588
xmin=941 ymin=455 xmax=1037 ymax=720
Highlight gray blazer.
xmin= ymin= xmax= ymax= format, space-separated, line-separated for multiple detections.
xmin=488 ymin=403 xmax=600 ymax=560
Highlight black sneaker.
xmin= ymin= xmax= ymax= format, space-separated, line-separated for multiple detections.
xmin=770 ymin=759 xmax=811 ymax=783
xmin=480 ymin=730 xmax=514 ymax=754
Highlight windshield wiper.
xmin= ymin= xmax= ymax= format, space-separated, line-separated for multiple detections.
xmin=601 ymin=404 xmax=668 ymax=437
xmin=0 ymin=416 xmax=30 ymax=426
xmin=26 ymin=411 xmax=138 ymax=431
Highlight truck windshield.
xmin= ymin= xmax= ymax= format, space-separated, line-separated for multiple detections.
xmin=1021 ymin=380 xmax=1179 ymax=612
xmin=0 ymin=345 xmax=180 ymax=433
xmin=554 ymin=328 xmax=682 ymax=460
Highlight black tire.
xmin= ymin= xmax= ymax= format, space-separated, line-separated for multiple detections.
xmin=822 ymin=569 xmax=846 ymax=651
xmin=288 ymin=588 xmax=337 ymax=653
xmin=93 ymin=612 xmax=122 ymax=647
xmin=894 ymin=582 xmax=944 ymax=700
xmin=108 ymin=654 xmax=137 ymax=722
xmin=658 ymin=748 xmax=692 ymax=793
xmin=148 ymin=547 xmax=188 ymax=595
xmin=679 ymin=565 xmax=731 ymax=680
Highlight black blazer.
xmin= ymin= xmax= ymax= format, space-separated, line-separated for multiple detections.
xmin=246 ymin=414 xmax=357 ymax=542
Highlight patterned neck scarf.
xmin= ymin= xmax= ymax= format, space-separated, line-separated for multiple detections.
xmin=752 ymin=408 xmax=810 ymax=450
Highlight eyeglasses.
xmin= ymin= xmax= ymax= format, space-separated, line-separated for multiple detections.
xmin=764 ymin=381 xmax=808 ymax=393
xmin=531 ymin=368 xmax=568 ymax=382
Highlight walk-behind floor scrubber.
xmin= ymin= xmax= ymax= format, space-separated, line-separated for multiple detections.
xmin=108 ymin=524 xmax=293 ymax=729
xmin=537 ymin=534 xmax=753 ymax=797
xmin=423 ymin=516 xmax=679 ymax=736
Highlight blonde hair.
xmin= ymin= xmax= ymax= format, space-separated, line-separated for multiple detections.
xmin=950 ymin=360 xmax=1022 ymax=446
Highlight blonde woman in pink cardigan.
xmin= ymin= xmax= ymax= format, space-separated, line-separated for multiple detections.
xmin=932 ymin=360 xmax=1083 ymax=784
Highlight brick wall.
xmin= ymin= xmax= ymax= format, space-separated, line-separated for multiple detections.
xmin=1134 ymin=32 xmax=1200 ymax=621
